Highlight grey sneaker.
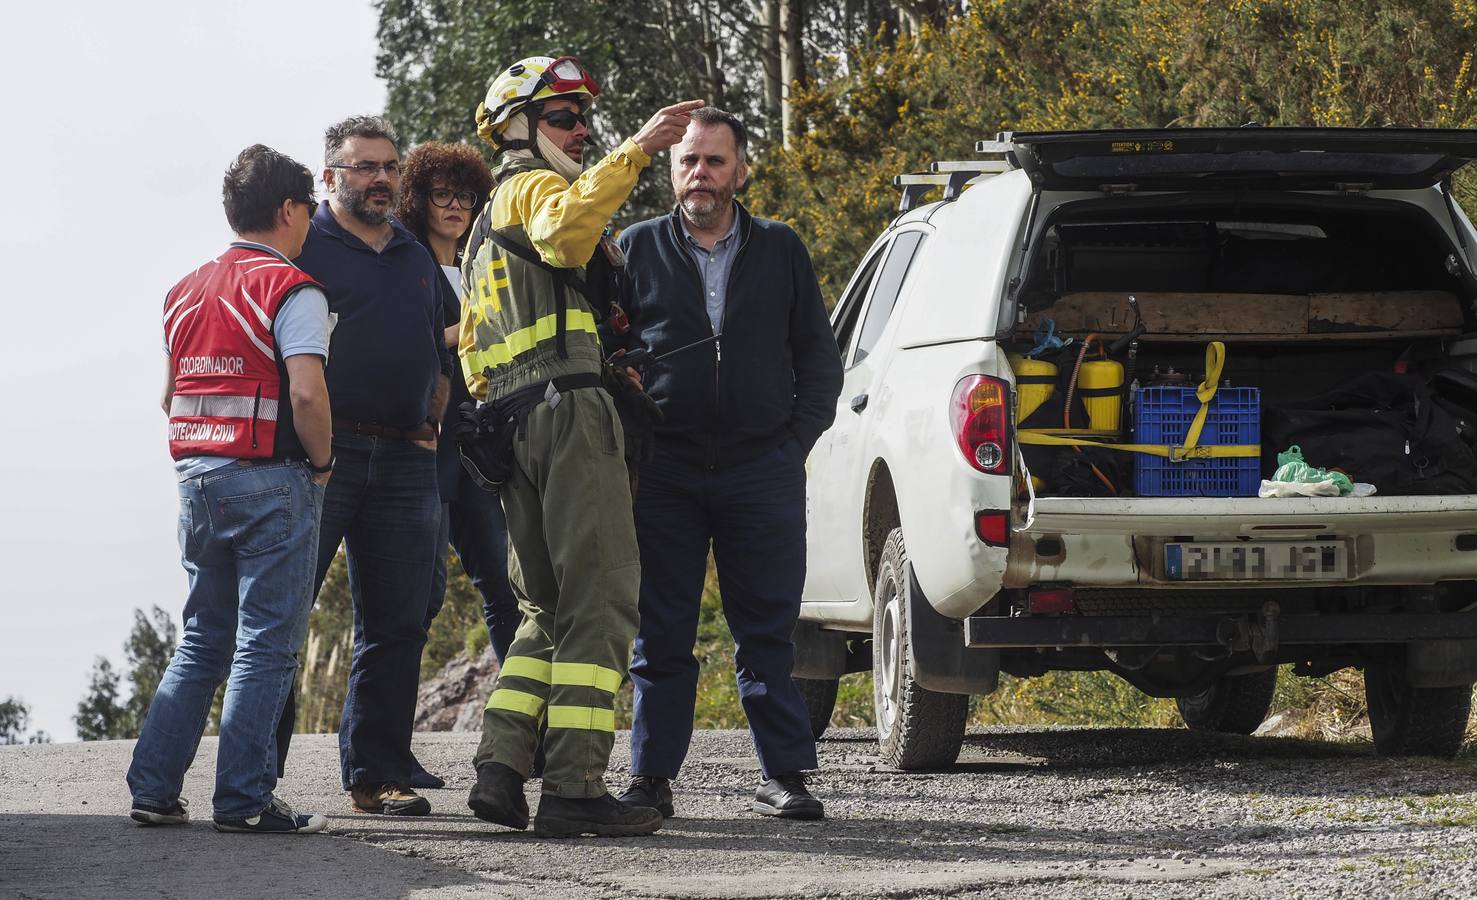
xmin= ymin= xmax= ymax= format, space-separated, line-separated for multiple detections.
xmin=131 ymin=797 xmax=190 ymax=826
xmin=213 ymin=796 xmax=328 ymax=834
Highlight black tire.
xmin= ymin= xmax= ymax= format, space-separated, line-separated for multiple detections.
xmin=794 ymin=677 xmax=839 ymax=740
xmin=1176 ymin=667 xmax=1279 ymax=735
xmin=872 ymin=528 xmax=968 ymax=770
xmin=1364 ymin=661 xmax=1473 ymax=759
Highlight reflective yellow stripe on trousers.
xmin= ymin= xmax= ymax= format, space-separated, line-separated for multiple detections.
xmin=484 ymin=656 xmax=553 ymax=717
xmin=552 ymin=662 xmax=622 ymax=694
xmin=543 ymin=662 xmax=623 ymax=732
xmin=547 ymin=706 xmax=616 ymax=732
xmin=464 ymin=308 xmax=599 ymax=373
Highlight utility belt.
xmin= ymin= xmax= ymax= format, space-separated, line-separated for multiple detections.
xmin=458 ymin=373 xmax=603 ymax=492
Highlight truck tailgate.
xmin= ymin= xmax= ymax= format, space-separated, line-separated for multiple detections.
xmin=1005 ymin=496 xmax=1477 ymax=587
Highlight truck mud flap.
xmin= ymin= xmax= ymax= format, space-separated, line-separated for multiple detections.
xmin=906 ymin=561 xmax=1000 ymax=695
xmin=792 ymin=620 xmax=849 ymax=679
xmin=1408 ymin=639 xmax=1477 ymax=688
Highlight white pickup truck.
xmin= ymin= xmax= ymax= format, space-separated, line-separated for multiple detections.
xmin=793 ymin=128 xmax=1477 ymax=767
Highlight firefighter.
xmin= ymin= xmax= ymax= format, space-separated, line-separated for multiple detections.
xmin=459 ymin=54 xmax=700 ymax=838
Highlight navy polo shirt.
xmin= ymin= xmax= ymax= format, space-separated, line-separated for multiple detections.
xmin=296 ymin=202 xmax=455 ymax=428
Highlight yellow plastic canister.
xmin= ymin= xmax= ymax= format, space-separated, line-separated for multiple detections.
xmin=1078 ymin=358 xmax=1125 ymax=433
xmin=1007 ymin=353 xmax=1058 ymax=424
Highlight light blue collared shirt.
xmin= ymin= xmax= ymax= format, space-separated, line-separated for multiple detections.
xmin=680 ymin=208 xmax=741 ymax=333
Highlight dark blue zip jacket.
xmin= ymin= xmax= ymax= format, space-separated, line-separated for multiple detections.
xmin=615 ymin=203 xmax=842 ymax=468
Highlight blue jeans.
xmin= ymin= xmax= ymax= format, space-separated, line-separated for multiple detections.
xmin=628 ymin=439 xmax=818 ymax=780
xmin=312 ymin=434 xmax=439 ymax=790
xmin=427 ymin=470 xmax=519 ymax=663
xmin=127 ymin=459 xmax=322 ymax=819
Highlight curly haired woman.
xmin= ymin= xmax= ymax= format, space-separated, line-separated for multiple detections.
xmin=396 ymin=142 xmax=514 ymax=789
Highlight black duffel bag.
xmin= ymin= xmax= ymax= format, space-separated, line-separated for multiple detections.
xmin=1262 ymin=372 xmax=1477 ymax=496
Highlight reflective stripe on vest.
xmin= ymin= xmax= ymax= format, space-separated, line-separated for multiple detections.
xmin=169 ymin=395 xmax=280 ymax=422
xmin=463 ymin=308 xmax=598 ymax=374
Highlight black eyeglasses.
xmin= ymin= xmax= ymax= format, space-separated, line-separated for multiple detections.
xmin=539 ymin=109 xmax=588 ymax=132
xmin=429 ymin=188 xmax=479 ymax=209
xmin=328 ymin=161 xmax=401 ymax=177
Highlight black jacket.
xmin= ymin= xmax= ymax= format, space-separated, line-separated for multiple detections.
xmin=615 ymin=203 xmax=842 ymax=468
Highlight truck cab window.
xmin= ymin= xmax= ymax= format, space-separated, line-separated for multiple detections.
xmin=854 ymin=231 xmax=926 ymax=365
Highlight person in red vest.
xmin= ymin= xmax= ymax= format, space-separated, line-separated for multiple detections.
xmin=126 ymin=144 xmax=335 ymax=835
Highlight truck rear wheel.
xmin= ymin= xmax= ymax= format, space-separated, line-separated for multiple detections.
xmin=872 ymin=528 xmax=968 ymax=770
xmin=1364 ymin=661 xmax=1472 ymax=759
xmin=794 ymin=677 xmax=839 ymax=740
xmin=1176 ymin=667 xmax=1278 ymax=735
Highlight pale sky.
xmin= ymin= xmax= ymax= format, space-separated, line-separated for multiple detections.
xmin=0 ymin=1 xmax=391 ymax=741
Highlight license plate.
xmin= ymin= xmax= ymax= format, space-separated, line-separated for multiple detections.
xmin=1164 ymin=541 xmax=1349 ymax=581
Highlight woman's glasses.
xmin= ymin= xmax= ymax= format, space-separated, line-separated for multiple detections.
xmin=429 ymin=188 xmax=479 ymax=209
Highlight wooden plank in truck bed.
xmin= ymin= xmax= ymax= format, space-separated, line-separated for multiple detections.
xmin=1023 ymin=291 xmax=1465 ymax=340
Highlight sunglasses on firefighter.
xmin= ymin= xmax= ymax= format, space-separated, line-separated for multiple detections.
xmin=539 ymin=108 xmax=588 ymax=132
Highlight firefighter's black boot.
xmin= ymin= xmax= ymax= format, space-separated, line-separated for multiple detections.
xmin=533 ymin=792 xmax=663 ymax=838
xmin=467 ymin=762 xmax=529 ymax=830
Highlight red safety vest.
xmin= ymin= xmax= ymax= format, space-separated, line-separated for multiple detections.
xmin=164 ymin=243 xmax=320 ymax=460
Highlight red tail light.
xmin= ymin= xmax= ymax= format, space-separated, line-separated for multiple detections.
xmin=950 ymin=375 xmax=1011 ymax=475
xmin=1028 ymin=585 xmax=1076 ymax=615
xmin=975 ymin=510 xmax=1009 ymax=545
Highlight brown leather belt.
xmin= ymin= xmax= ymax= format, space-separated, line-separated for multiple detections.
xmin=332 ymin=418 xmax=436 ymax=441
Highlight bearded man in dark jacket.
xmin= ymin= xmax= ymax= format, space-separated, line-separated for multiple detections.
xmin=611 ymin=107 xmax=842 ymax=821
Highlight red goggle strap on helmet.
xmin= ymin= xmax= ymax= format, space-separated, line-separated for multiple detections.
xmin=540 ymin=56 xmax=600 ymax=97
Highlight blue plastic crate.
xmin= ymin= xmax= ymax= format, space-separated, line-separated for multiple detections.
xmin=1133 ymin=386 xmax=1260 ymax=497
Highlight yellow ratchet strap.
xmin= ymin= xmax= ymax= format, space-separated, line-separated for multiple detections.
xmin=1017 ymin=342 xmax=1259 ymax=460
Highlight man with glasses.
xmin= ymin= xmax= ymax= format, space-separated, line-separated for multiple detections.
xmin=275 ymin=115 xmax=456 ymax=818
xmin=459 ymin=55 xmax=700 ymax=838
xmin=129 ymin=144 xmax=332 ymax=835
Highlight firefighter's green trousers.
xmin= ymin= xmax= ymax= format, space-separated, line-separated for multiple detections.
xmin=473 ymin=385 xmax=640 ymax=798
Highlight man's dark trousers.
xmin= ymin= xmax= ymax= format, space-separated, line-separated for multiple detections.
xmin=276 ymin=432 xmax=438 ymax=789
xmin=628 ymin=439 xmax=818 ymax=779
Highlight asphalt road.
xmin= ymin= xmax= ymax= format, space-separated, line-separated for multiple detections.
xmin=3 ymin=727 xmax=1475 ymax=899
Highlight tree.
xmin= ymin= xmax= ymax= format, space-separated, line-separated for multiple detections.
xmin=75 ymin=657 xmax=130 ymax=741
xmin=373 ymin=0 xmax=919 ymax=211
xmin=749 ymin=0 xmax=1477 ymax=303
xmin=0 ymin=697 xmax=50 ymax=744
xmin=0 ymin=696 xmax=30 ymax=745
xmin=124 ymin=606 xmax=178 ymax=729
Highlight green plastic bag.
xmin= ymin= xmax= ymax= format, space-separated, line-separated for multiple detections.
xmin=1272 ymin=445 xmax=1353 ymax=495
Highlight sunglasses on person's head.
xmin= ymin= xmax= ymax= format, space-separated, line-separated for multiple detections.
xmin=539 ymin=108 xmax=588 ymax=131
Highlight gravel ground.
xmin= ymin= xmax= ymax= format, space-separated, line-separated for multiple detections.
xmin=3 ymin=726 xmax=1475 ymax=899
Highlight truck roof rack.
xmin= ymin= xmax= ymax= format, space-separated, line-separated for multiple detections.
xmin=893 ymin=155 xmax=1014 ymax=213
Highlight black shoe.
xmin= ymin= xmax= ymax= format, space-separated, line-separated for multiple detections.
xmin=130 ymin=797 xmax=189 ymax=826
xmin=752 ymin=772 xmax=824 ymax=820
xmin=408 ymin=757 xmax=446 ymax=790
xmin=213 ymin=796 xmax=328 ymax=834
xmin=617 ymin=776 xmax=674 ymax=818
xmin=533 ymin=792 xmax=664 ymax=838
xmin=467 ymin=762 xmax=529 ymax=830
